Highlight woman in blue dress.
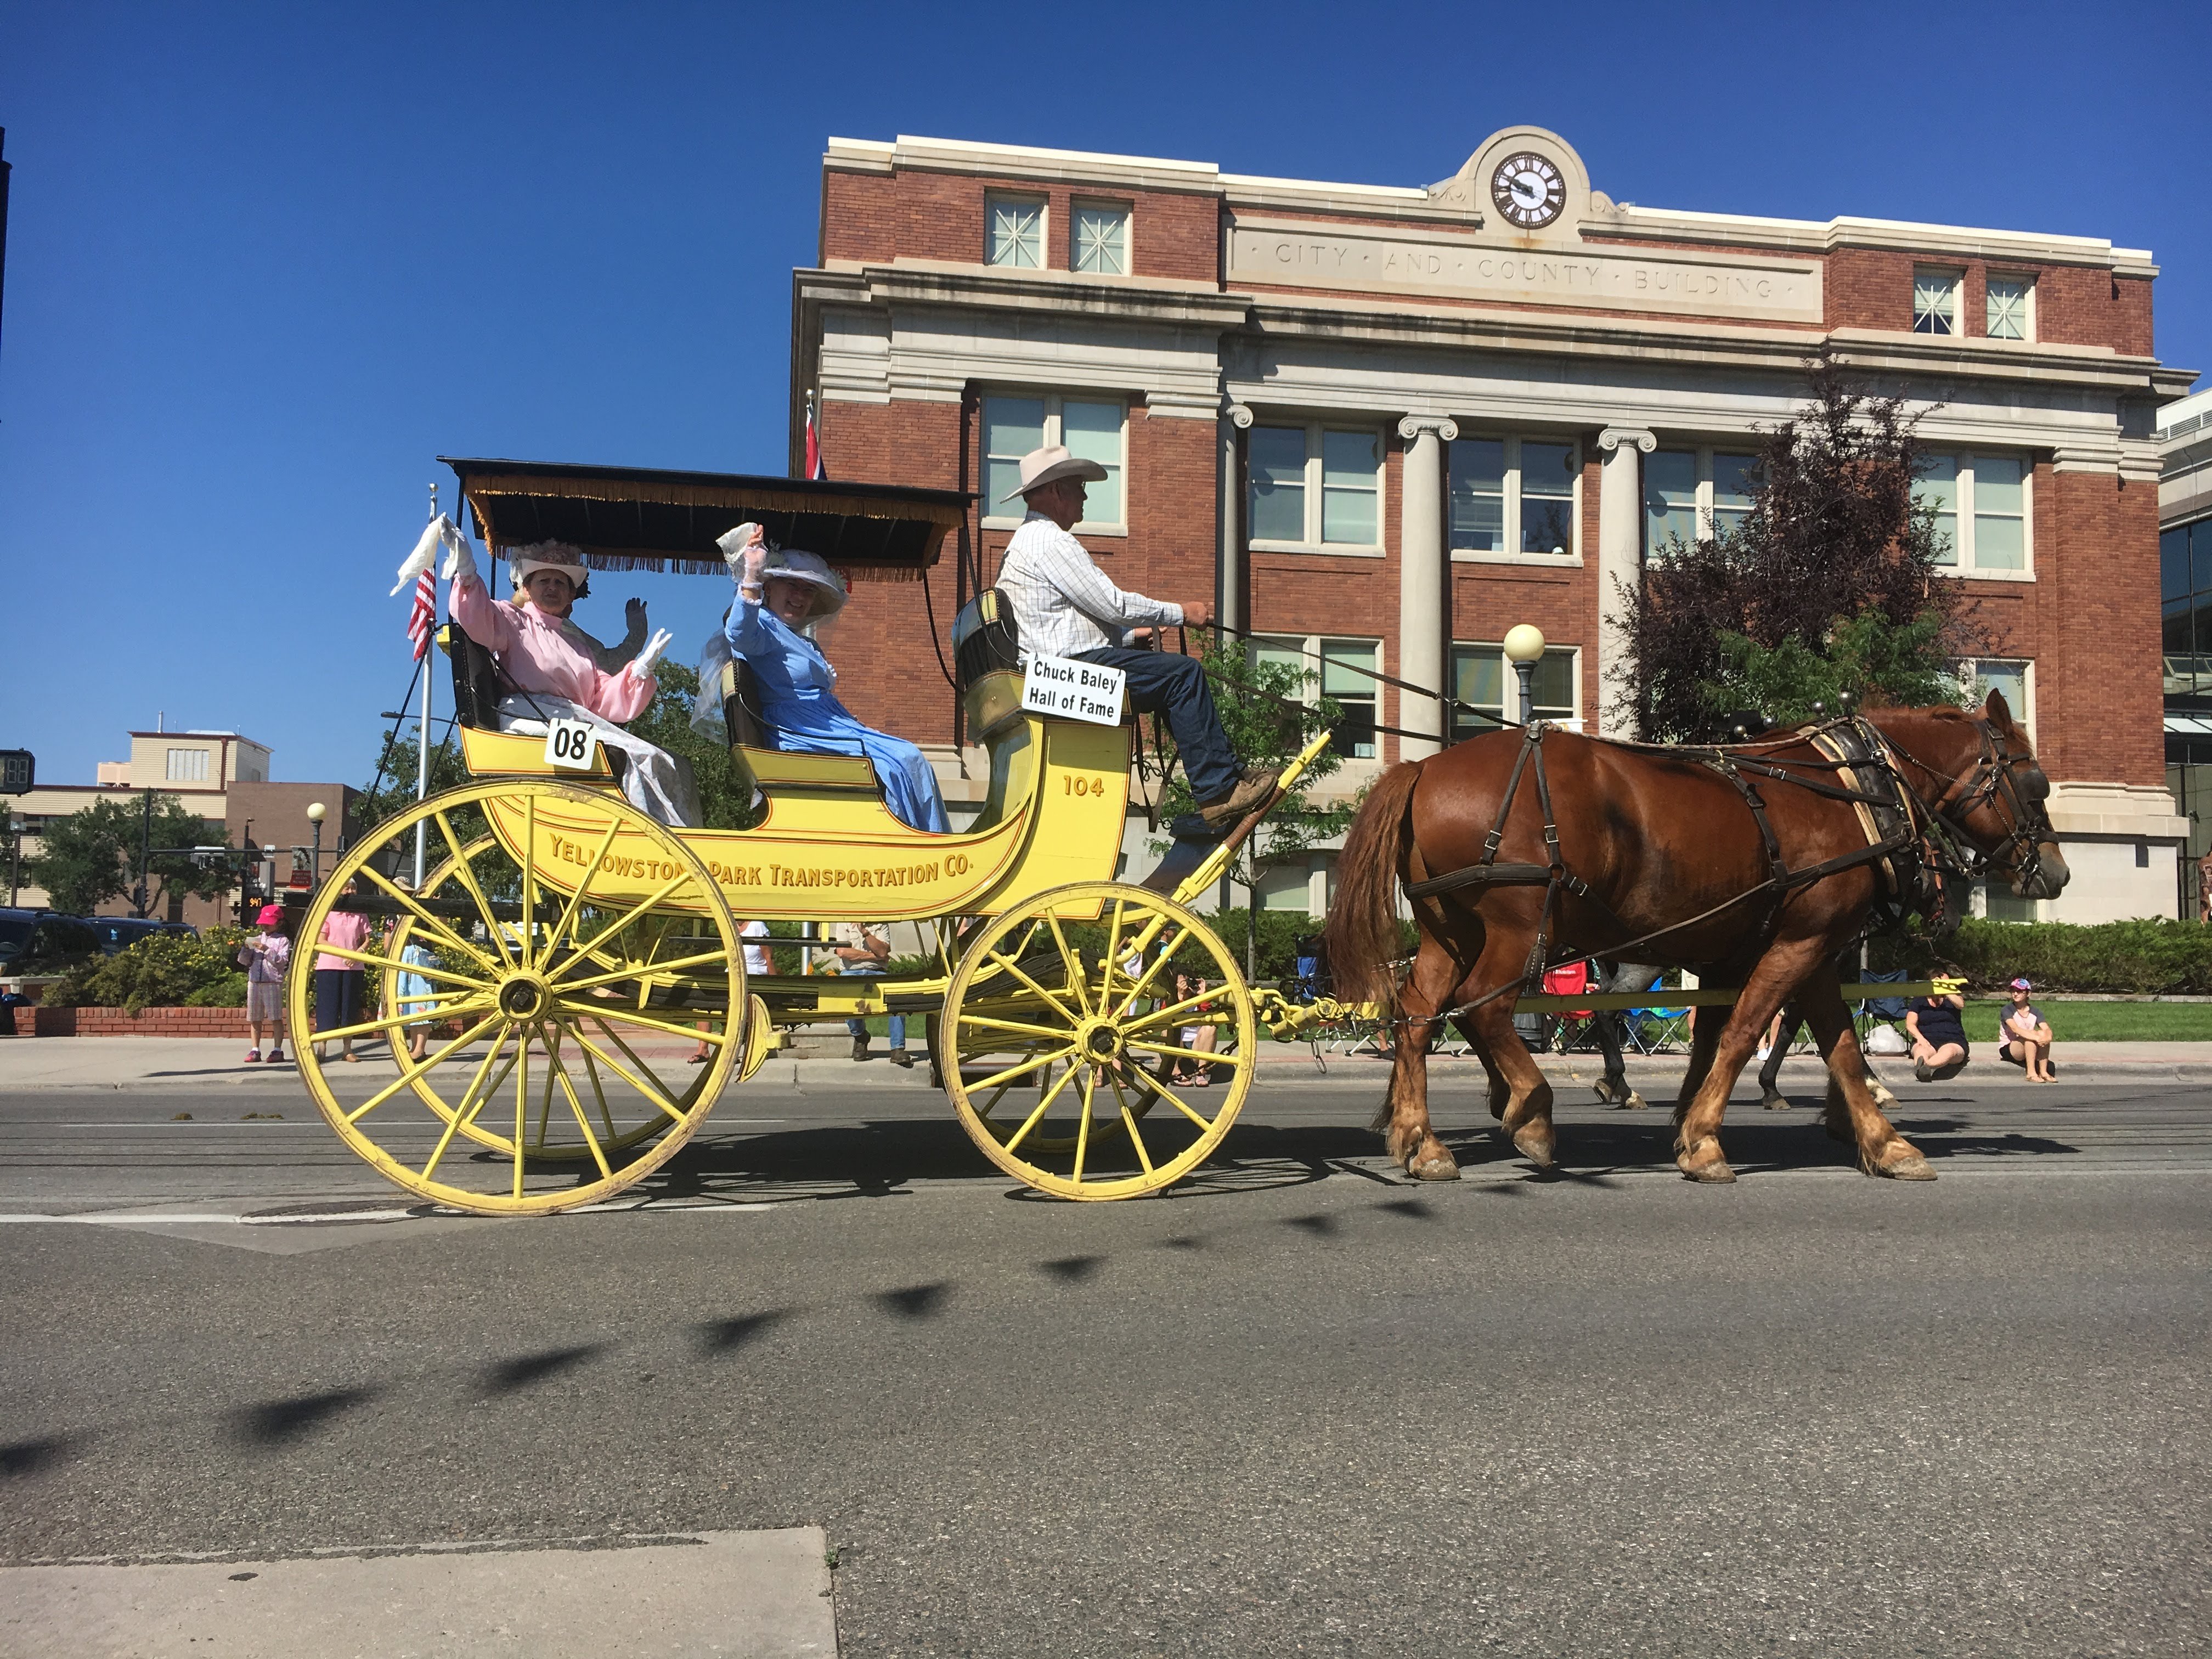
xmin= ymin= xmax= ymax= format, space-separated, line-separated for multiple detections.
xmin=714 ymin=523 xmax=949 ymax=833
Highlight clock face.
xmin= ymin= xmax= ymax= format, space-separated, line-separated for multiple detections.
xmin=1489 ymin=152 xmax=1566 ymax=228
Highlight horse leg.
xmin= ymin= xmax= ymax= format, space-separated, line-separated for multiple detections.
xmin=1757 ymin=1006 xmax=1796 ymax=1110
xmin=1373 ymin=932 xmax=1462 ymax=1181
xmin=1462 ymin=992 xmax=1557 ymax=1170
xmin=1672 ymin=995 xmax=1725 ymax=1133
xmin=1801 ymin=968 xmax=1934 ymax=1180
xmin=1453 ymin=1014 xmax=1512 ymax=1122
xmin=1591 ymin=963 xmax=1649 ymax=1110
xmin=1674 ymin=941 xmax=1828 ymax=1183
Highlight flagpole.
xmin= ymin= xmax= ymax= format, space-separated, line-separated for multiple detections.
xmin=414 ymin=483 xmax=436 ymax=889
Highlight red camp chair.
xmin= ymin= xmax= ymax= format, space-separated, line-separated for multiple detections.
xmin=1540 ymin=960 xmax=1599 ymax=1052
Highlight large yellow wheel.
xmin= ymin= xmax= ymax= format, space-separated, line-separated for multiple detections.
xmin=290 ymin=781 xmax=743 ymax=1215
xmin=378 ymin=835 xmax=729 ymax=1162
xmin=942 ymin=882 xmax=1255 ymax=1200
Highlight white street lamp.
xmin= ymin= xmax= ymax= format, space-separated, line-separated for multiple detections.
xmin=1502 ymin=624 xmax=1547 ymax=725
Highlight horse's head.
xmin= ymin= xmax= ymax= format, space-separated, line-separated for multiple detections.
xmin=1870 ymin=692 xmax=2068 ymax=901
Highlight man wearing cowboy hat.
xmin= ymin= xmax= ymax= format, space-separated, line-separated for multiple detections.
xmin=997 ymin=444 xmax=1277 ymax=828
xmin=433 ymin=537 xmax=703 ymax=826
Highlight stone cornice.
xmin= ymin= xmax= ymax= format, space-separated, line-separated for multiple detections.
xmin=854 ymin=263 xmax=1252 ymax=328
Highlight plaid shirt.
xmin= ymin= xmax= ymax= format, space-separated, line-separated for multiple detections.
xmin=996 ymin=512 xmax=1183 ymax=659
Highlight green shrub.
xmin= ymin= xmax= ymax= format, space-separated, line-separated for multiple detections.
xmin=187 ymin=972 xmax=249 ymax=1008
xmin=43 ymin=926 xmax=254 ymax=1014
xmin=1870 ymin=917 xmax=2212 ymax=995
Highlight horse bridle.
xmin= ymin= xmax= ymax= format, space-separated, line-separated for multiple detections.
xmin=1872 ymin=715 xmax=2056 ymax=895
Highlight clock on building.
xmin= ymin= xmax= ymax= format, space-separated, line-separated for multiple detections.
xmin=1489 ymin=153 xmax=1566 ymax=228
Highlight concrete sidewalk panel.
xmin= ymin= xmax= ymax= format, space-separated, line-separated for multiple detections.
xmin=1 ymin=1527 xmax=837 ymax=1657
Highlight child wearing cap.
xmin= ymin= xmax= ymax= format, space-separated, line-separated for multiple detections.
xmin=2000 ymin=978 xmax=2056 ymax=1082
xmin=237 ymin=904 xmax=292 ymax=1064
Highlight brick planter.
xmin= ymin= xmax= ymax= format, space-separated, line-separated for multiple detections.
xmin=28 ymin=1005 xmax=253 ymax=1039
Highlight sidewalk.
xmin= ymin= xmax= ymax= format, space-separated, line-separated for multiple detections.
xmin=8 ymin=1034 xmax=2212 ymax=1090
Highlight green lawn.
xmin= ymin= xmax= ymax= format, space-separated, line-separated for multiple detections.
xmin=1957 ymin=1000 xmax=2212 ymax=1042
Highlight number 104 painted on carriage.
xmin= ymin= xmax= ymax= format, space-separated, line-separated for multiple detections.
xmin=1021 ymin=653 xmax=1125 ymax=725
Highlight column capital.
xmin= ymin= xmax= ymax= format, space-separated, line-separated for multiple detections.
xmin=1225 ymin=402 xmax=1254 ymax=430
xmin=1597 ymin=426 xmax=1657 ymax=455
xmin=1397 ymin=414 xmax=1460 ymax=443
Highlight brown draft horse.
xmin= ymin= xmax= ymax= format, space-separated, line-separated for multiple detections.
xmin=1324 ymin=694 xmax=2068 ymax=1183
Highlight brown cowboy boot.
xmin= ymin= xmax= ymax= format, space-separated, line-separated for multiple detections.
xmin=1198 ymin=766 xmax=1282 ymax=828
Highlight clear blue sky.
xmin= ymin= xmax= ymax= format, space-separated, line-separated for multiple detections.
xmin=4 ymin=1 xmax=2207 ymax=794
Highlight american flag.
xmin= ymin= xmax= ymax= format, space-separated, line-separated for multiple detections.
xmin=804 ymin=395 xmax=827 ymax=481
xmin=406 ymin=567 xmax=436 ymax=660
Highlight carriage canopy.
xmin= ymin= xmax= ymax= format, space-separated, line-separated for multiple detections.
xmin=439 ymin=457 xmax=972 ymax=582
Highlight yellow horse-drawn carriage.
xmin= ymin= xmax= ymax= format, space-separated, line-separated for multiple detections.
xmin=291 ymin=460 xmax=1330 ymax=1214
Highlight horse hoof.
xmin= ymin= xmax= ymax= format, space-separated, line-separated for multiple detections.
xmin=1510 ymin=1126 xmax=1555 ymax=1167
xmin=1621 ymin=1090 xmax=1649 ymax=1111
xmin=1408 ymin=1153 xmax=1461 ymax=1182
xmin=1676 ymin=1139 xmax=1736 ymax=1183
xmin=1761 ymin=1091 xmax=1790 ymax=1111
xmin=1872 ymin=1147 xmax=1937 ymax=1181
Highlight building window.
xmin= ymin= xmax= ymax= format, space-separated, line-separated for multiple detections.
xmin=165 ymin=747 xmax=210 ymax=782
xmin=982 ymin=394 xmax=1126 ymax=532
xmin=1252 ymin=635 xmax=1381 ymax=759
xmin=2162 ymin=520 xmax=2212 ymax=694
xmin=1986 ymin=276 xmax=2033 ymax=341
xmin=1644 ymin=447 xmax=1760 ymax=556
xmin=985 ymin=194 xmax=1044 ymax=269
xmin=1447 ymin=435 xmax=1579 ymax=558
xmin=1449 ymin=643 xmax=1578 ymax=743
xmin=1254 ymin=861 xmax=1319 ymax=913
xmin=1916 ymin=453 xmax=2030 ymax=573
xmin=1953 ymin=657 xmax=2032 ymax=733
xmin=1073 ymin=204 xmax=1128 ymax=275
xmin=1913 ymin=268 xmax=1961 ymax=335
xmin=1248 ymin=424 xmax=1385 ymax=551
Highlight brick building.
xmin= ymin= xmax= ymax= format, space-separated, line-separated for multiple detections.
xmin=792 ymin=126 xmax=2194 ymax=921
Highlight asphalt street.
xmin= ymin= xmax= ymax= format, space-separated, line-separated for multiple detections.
xmin=3 ymin=1056 xmax=2208 ymax=1656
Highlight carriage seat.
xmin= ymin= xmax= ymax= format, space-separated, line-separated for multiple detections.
xmin=441 ymin=622 xmax=505 ymax=730
xmin=952 ymin=588 xmax=1026 ymax=741
xmin=716 ymin=656 xmax=883 ymax=795
xmin=438 ymin=621 xmax=622 ymax=782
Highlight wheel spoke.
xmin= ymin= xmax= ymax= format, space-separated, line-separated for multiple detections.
xmin=956 ymin=1013 xmax=1076 ymax=1042
xmin=1071 ymin=1068 xmax=1096 ymax=1181
xmin=432 ymin=812 xmax=514 ymax=968
xmin=1126 ymin=985 xmax=1220 ymax=1036
xmin=355 ymin=864 xmax=501 ymax=975
xmin=1138 ymin=1070 xmax=1218 ymax=1133
xmin=520 ymin=794 xmax=539 ymax=973
xmin=551 ymin=949 xmax=731 ymax=995
xmin=1110 ymin=1074 xmax=1156 ymax=1177
xmin=1114 ymin=924 xmax=1190 ymax=1011
xmin=571 ymin=1020 xmax=691 ymax=1126
xmin=1043 ymin=913 xmax=1090 ymax=1019
xmin=343 ymin=1015 xmax=502 ymax=1124
xmin=571 ymin=1029 xmax=619 ymax=1142
xmin=1128 ymin=1037 xmax=1239 ymax=1065
xmin=546 ymin=1045 xmax=613 ymax=1180
xmin=420 ymin=1027 xmax=512 ymax=1181
xmin=960 ymin=1041 xmax=1079 ymax=1096
xmin=537 ymin=816 xmax=625 ymax=970
xmin=534 ymin=1027 xmax=559 ymax=1148
xmin=1001 ymin=1061 xmax=1084 ymax=1155
xmin=313 ymin=940 xmax=488 ymax=992
xmin=564 ymin=870 xmax=705 ymax=970
xmin=311 ymin=997 xmax=494 ymax=1047
xmin=559 ymin=1000 xmax=732 ymax=1046
xmin=1099 ymin=897 xmax=1128 ymax=1012
xmin=981 ymin=950 xmax=1084 ymax=1030
xmin=513 ymin=1031 xmax=529 ymax=1200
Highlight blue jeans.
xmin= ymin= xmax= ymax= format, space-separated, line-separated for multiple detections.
xmin=842 ymin=965 xmax=905 ymax=1048
xmin=1073 ymin=648 xmax=1241 ymax=804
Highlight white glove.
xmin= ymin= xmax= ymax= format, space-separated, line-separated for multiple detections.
xmin=717 ymin=522 xmax=765 ymax=577
xmin=633 ymin=628 xmax=674 ymax=676
xmin=439 ymin=520 xmax=478 ymax=586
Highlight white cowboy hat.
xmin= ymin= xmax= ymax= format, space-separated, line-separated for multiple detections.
xmin=1001 ymin=443 xmax=1109 ymax=504
xmin=757 ymin=546 xmax=848 ymax=618
xmin=509 ymin=540 xmax=591 ymax=596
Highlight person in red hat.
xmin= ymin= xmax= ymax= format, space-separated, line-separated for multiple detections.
xmin=237 ymin=902 xmax=291 ymax=1064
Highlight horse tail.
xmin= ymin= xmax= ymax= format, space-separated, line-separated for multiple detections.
xmin=1325 ymin=759 xmax=1422 ymax=1007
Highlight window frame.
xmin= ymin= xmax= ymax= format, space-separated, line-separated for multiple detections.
xmin=1448 ymin=641 xmax=1582 ymax=741
xmin=1070 ymin=199 xmax=1132 ymax=277
xmin=979 ymin=391 xmax=1130 ymax=537
xmin=984 ymin=192 xmax=1047 ymax=270
xmin=1246 ymin=421 xmax=1387 ymax=556
xmin=1641 ymin=444 xmax=1763 ymax=559
xmin=165 ymin=747 xmax=211 ymax=783
xmin=1249 ymin=633 xmax=1385 ymax=764
xmin=1984 ymin=273 xmax=2035 ymax=342
xmin=1915 ymin=451 xmax=2035 ymax=579
xmin=1912 ymin=266 xmax=1962 ymax=335
xmin=1951 ymin=656 xmax=2035 ymax=741
xmin=1447 ymin=433 xmax=1584 ymax=566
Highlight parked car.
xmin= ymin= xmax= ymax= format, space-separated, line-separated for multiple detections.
xmin=0 ymin=907 xmax=59 ymax=969
xmin=80 ymin=917 xmax=199 ymax=955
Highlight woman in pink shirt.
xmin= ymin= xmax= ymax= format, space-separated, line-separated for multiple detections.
xmin=444 ymin=540 xmax=699 ymax=826
xmin=313 ymin=879 xmax=374 ymax=1064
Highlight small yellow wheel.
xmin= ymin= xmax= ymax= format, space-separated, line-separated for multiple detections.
xmin=942 ymin=881 xmax=1255 ymax=1199
xmin=292 ymin=781 xmax=743 ymax=1215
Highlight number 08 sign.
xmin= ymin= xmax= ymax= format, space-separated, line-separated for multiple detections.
xmin=543 ymin=718 xmax=601 ymax=771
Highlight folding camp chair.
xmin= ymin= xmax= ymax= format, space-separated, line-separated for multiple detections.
xmin=1541 ymin=960 xmax=1600 ymax=1053
xmin=1627 ymin=1003 xmax=1692 ymax=1053
xmin=1856 ymin=968 xmax=1912 ymax=1051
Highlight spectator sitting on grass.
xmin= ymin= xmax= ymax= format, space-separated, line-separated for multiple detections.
xmin=1905 ymin=987 xmax=1970 ymax=1082
xmin=1998 ymin=977 xmax=2057 ymax=1082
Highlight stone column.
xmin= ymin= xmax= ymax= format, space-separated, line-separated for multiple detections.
xmin=1395 ymin=415 xmax=1458 ymax=759
xmin=1595 ymin=427 xmax=1656 ymax=737
xmin=1220 ymin=403 xmax=1252 ymax=634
